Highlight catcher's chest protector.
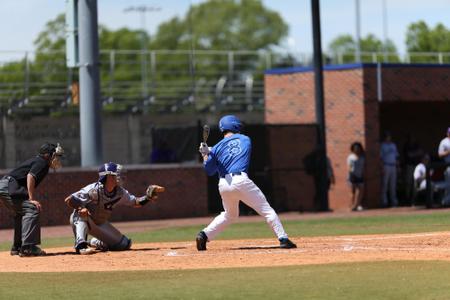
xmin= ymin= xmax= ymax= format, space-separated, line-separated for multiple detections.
xmin=88 ymin=186 xmax=124 ymax=225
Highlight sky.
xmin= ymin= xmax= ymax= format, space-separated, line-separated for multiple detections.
xmin=1 ymin=0 xmax=449 ymax=62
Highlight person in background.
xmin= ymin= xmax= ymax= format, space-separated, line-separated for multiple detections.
xmin=402 ymin=135 xmax=424 ymax=204
xmin=380 ymin=132 xmax=399 ymax=207
xmin=347 ymin=142 xmax=365 ymax=211
xmin=438 ymin=127 xmax=450 ymax=202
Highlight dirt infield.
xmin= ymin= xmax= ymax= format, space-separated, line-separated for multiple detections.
xmin=2 ymin=231 xmax=450 ymax=272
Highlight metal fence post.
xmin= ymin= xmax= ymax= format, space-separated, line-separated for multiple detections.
xmin=438 ymin=52 xmax=443 ymax=64
xmin=228 ymin=51 xmax=234 ymax=104
xmin=372 ymin=52 xmax=377 ymax=63
xmin=24 ymin=51 xmax=29 ymax=101
xmin=377 ymin=63 xmax=383 ymax=102
xmin=150 ymin=50 xmax=156 ymax=98
xmin=109 ymin=50 xmax=115 ymax=100
xmin=265 ymin=51 xmax=272 ymax=70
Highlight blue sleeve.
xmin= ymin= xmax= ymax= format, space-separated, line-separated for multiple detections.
xmin=204 ymin=150 xmax=218 ymax=176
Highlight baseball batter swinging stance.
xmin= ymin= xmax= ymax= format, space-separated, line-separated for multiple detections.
xmin=64 ymin=162 xmax=164 ymax=254
xmin=196 ymin=115 xmax=297 ymax=250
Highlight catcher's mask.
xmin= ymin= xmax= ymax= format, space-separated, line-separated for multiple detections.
xmin=39 ymin=142 xmax=64 ymax=170
xmin=116 ymin=164 xmax=126 ymax=186
xmin=98 ymin=162 xmax=119 ymax=184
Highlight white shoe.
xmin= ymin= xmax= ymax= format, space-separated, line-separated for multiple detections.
xmin=90 ymin=238 xmax=109 ymax=251
xmin=78 ymin=247 xmax=96 ymax=255
xmin=356 ymin=205 xmax=363 ymax=211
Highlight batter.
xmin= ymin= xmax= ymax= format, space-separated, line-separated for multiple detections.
xmin=196 ymin=115 xmax=297 ymax=251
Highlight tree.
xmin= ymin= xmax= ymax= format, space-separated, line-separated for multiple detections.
xmin=150 ymin=0 xmax=288 ymax=51
xmin=328 ymin=33 xmax=398 ymax=63
xmin=406 ymin=21 xmax=450 ymax=62
xmin=1 ymin=0 xmax=289 ymax=115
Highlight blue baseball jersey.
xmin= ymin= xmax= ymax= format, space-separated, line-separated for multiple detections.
xmin=204 ymin=133 xmax=251 ymax=177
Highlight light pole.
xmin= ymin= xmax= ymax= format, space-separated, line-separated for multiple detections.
xmin=124 ymin=6 xmax=161 ymax=99
xmin=382 ymin=0 xmax=389 ymax=62
xmin=355 ymin=0 xmax=361 ymax=63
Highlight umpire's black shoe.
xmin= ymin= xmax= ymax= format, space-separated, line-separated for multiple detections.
xmin=196 ymin=231 xmax=208 ymax=251
xmin=10 ymin=245 xmax=21 ymax=256
xmin=19 ymin=245 xmax=46 ymax=257
xmin=279 ymin=238 xmax=297 ymax=249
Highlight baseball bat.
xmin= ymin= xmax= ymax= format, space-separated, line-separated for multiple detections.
xmin=202 ymin=125 xmax=210 ymax=144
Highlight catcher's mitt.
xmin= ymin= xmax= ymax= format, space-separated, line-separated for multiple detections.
xmin=146 ymin=185 xmax=165 ymax=201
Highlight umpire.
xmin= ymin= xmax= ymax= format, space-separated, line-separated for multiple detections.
xmin=0 ymin=142 xmax=64 ymax=257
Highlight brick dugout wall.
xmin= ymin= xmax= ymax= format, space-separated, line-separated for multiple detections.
xmin=0 ymin=164 xmax=207 ymax=229
xmin=265 ymin=63 xmax=450 ymax=211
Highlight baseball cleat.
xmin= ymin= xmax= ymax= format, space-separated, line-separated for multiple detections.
xmin=196 ymin=231 xmax=208 ymax=251
xmin=78 ymin=247 xmax=96 ymax=255
xmin=10 ymin=245 xmax=20 ymax=256
xmin=90 ymin=237 xmax=109 ymax=251
xmin=19 ymin=245 xmax=46 ymax=257
xmin=279 ymin=238 xmax=297 ymax=249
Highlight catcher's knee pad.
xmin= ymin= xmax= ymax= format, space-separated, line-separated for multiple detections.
xmin=109 ymin=235 xmax=132 ymax=251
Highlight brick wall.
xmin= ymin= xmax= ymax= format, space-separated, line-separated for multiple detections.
xmin=0 ymin=164 xmax=207 ymax=229
xmin=265 ymin=68 xmax=376 ymax=211
xmin=265 ymin=73 xmax=316 ymax=124
xmin=267 ymin=125 xmax=317 ymax=211
xmin=380 ymin=66 xmax=450 ymax=101
xmin=265 ymin=64 xmax=450 ymax=211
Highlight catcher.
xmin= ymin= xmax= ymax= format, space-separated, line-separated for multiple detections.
xmin=64 ymin=162 xmax=164 ymax=255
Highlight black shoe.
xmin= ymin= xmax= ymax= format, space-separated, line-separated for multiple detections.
xmin=10 ymin=245 xmax=21 ymax=256
xmin=279 ymin=238 xmax=297 ymax=249
xmin=196 ymin=231 xmax=208 ymax=251
xmin=19 ymin=245 xmax=46 ymax=257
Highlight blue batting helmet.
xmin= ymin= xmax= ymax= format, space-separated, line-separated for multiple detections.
xmin=98 ymin=162 xmax=119 ymax=183
xmin=219 ymin=115 xmax=242 ymax=133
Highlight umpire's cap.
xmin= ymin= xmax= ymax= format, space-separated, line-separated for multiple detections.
xmin=39 ymin=142 xmax=64 ymax=156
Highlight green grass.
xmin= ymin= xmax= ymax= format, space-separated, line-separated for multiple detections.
xmin=1 ymin=262 xmax=450 ymax=299
xmin=3 ymin=210 xmax=450 ymax=251
xmin=3 ymin=211 xmax=450 ymax=299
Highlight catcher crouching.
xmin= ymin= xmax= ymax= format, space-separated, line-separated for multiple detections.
xmin=64 ymin=162 xmax=164 ymax=255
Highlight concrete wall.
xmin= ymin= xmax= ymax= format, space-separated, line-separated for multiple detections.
xmin=0 ymin=112 xmax=264 ymax=169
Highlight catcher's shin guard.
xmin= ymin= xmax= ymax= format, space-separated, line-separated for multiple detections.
xmin=109 ymin=235 xmax=132 ymax=251
xmin=196 ymin=231 xmax=208 ymax=251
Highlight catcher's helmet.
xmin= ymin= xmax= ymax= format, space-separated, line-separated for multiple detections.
xmin=98 ymin=162 xmax=119 ymax=183
xmin=219 ymin=115 xmax=242 ymax=133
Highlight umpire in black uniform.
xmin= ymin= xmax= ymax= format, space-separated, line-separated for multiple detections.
xmin=0 ymin=142 xmax=64 ymax=257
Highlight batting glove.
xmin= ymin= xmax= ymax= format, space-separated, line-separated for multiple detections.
xmin=199 ymin=142 xmax=211 ymax=156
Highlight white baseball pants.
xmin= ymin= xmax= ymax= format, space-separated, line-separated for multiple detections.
xmin=203 ymin=173 xmax=288 ymax=241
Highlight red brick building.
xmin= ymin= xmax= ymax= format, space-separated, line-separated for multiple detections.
xmin=265 ymin=63 xmax=450 ymax=211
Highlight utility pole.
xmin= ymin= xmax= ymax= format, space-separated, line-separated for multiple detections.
xmin=355 ymin=0 xmax=362 ymax=62
xmin=78 ymin=0 xmax=103 ymax=166
xmin=382 ymin=0 xmax=389 ymax=62
xmin=311 ymin=0 xmax=329 ymax=211
xmin=124 ymin=6 xmax=161 ymax=100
